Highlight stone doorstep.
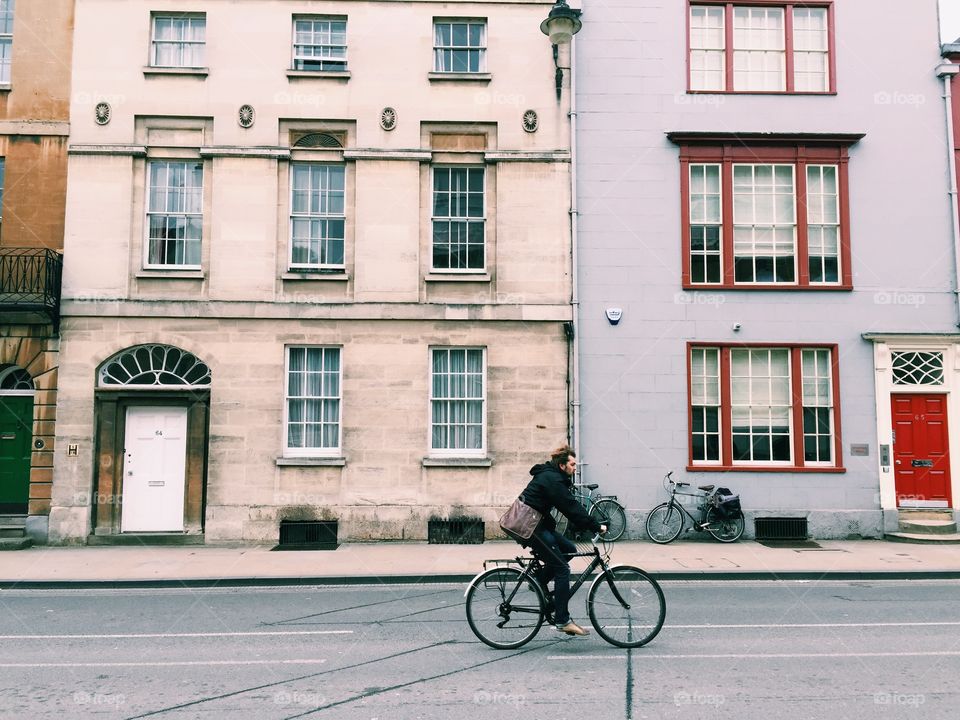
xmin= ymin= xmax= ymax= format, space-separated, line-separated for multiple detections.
xmin=898 ymin=519 xmax=959 ymax=535
xmin=884 ymin=531 xmax=960 ymax=545
xmin=898 ymin=509 xmax=955 ymax=521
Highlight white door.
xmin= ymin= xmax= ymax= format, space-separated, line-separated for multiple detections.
xmin=121 ymin=406 xmax=188 ymax=532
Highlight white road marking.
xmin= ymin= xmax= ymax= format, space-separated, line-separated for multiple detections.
xmin=551 ymin=651 xmax=960 ymax=660
xmin=670 ymin=622 xmax=960 ymax=629
xmin=0 ymin=659 xmax=330 ymax=668
xmin=0 ymin=630 xmax=353 ymax=640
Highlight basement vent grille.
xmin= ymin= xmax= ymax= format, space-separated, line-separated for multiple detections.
xmin=277 ymin=520 xmax=338 ymax=550
xmin=428 ymin=518 xmax=484 ymax=544
xmin=754 ymin=517 xmax=808 ymax=541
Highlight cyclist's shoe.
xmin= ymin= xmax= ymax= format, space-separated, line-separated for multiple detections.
xmin=555 ymin=621 xmax=590 ymax=636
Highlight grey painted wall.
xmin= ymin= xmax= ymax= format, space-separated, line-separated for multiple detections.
xmin=575 ymin=0 xmax=956 ymax=537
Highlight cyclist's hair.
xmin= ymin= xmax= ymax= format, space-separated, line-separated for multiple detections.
xmin=550 ymin=445 xmax=576 ymax=465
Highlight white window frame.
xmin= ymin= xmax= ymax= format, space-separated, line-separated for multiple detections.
xmin=690 ymin=347 xmax=723 ymax=465
xmin=729 ymin=348 xmax=794 ymax=466
xmin=806 ymin=164 xmax=840 ymax=284
xmin=292 ymin=16 xmax=347 ymax=72
xmin=289 ymin=163 xmax=346 ymax=271
xmin=0 ymin=0 xmax=14 ymax=85
xmin=150 ymin=14 xmax=206 ymax=68
xmin=433 ymin=19 xmax=487 ymax=73
xmin=800 ymin=348 xmax=835 ymax=466
xmin=284 ymin=346 xmax=342 ymax=457
xmin=429 ymin=347 xmax=486 ymax=457
xmin=792 ymin=7 xmax=829 ymax=92
xmin=732 ymin=163 xmax=797 ymax=284
xmin=143 ymin=160 xmax=203 ymax=270
xmin=431 ymin=166 xmax=486 ymax=273
xmin=689 ymin=163 xmax=723 ymax=284
xmin=732 ymin=6 xmax=786 ymax=91
xmin=689 ymin=5 xmax=725 ymax=91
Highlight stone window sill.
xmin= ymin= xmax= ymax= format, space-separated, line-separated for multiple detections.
xmin=0 ymin=84 xmax=10 ymax=92
xmin=422 ymin=457 xmax=492 ymax=467
xmin=286 ymin=70 xmax=351 ymax=80
xmin=143 ymin=66 xmax=209 ymax=77
xmin=276 ymin=457 xmax=346 ymax=467
xmin=425 ymin=273 xmax=491 ymax=283
xmin=282 ymin=271 xmax=349 ymax=281
xmin=428 ymin=72 xmax=492 ymax=83
xmin=136 ymin=270 xmax=205 ymax=280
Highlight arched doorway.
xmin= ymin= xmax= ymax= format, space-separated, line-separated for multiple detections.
xmin=0 ymin=365 xmax=34 ymax=515
xmin=91 ymin=345 xmax=211 ymax=539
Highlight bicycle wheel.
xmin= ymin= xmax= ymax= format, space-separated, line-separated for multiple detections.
xmin=590 ymin=499 xmax=627 ymax=541
xmin=465 ymin=567 xmax=546 ymax=649
xmin=588 ymin=565 xmax=665 ymax=648
xmin=644 ymin=502 xmax=683 ymax=544
xmin=705 ymin=508 xmax=745 ymax=543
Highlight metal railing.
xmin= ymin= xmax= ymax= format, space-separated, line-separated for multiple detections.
xmin=0 ymin=247 xmax=63 ymax=331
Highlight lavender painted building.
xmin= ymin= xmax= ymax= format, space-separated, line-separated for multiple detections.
xmin=574 ymin=0 xmax=960 ymax=538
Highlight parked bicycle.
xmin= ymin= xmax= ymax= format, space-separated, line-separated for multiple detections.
xmin=645 ymin=472 xmax=744 ymax=544
xmin=552 ymin=482 xmax=627 ymax=541
xmin=464 ymin=535 xmax=665 ymax=649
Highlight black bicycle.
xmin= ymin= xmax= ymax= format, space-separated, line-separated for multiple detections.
xmin=645 ymin=472 xmax=744 ymax=544
xmin=464 ymin=536 xmax=665 ymax=650
xmin=552 ymin=482 xmax=628 ymax=542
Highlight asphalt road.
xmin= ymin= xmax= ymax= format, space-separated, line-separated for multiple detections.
xmin=1 ymin=579 xmax=959 ymax=719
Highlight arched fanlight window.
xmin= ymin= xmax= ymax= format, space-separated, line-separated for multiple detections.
xmin=0 ymin=365 xmax=33 ymax=391
xmin=293 ymin=132 xmax=344 ymax=148
xmin=98 ymin=345 xmax=211 ymax=388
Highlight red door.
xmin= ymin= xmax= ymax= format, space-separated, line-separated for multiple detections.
xmin=891 ymin=394 xmax=952 ymax=507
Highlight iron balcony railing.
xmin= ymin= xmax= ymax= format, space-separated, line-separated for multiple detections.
xmin=0 ymin=247 xmax=64 ymax=331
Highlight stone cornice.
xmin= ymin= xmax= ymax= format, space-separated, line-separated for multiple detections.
xmin=0 ymin=121 xmax=69 ymax=136
xmin=342 ymin=149 xmax=433 ymax=161
xmin=61 ymin=299 xmax=573 ymax=322
xmin=485 ymin=150 xmax=571 ymax=162
xmin=68 ymin=144 xmax=147 ymax=157
xmin=199 ymin=146 xmax=291 ymax=159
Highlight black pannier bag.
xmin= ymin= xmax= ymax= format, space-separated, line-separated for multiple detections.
xmin=711 ymin=487 xmax=741 ymax=518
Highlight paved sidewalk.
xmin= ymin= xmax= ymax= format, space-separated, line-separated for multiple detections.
xmin=2 ymin=538 xmax=960 ymax=588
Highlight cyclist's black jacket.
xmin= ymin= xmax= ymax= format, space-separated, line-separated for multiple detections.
xmin=520 ymin=462 xmax=602 ymax=534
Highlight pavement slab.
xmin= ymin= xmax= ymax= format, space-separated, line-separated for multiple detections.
xmin=2 ymin=538 xmax=960 ymax=587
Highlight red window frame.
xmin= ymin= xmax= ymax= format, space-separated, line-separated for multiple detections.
xmin=686 ymin=342 xmax=845 ymax=473
xmin=686 ymin=0 xmax=836 ymax=94
xmin=672 ymin=133 xmax=859 ymax=290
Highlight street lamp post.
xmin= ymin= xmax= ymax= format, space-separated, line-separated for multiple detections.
xmin=540 ymin=0 xmax=582 ymax=101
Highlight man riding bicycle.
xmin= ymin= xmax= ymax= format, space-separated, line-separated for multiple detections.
xmin=517 ymin=446 xmax=606 ymax=636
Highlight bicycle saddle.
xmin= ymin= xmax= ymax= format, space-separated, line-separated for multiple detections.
xmin=698 ymin=484 xmax=715 ymax=492
xmin=584 ymin=483 xmax=599 ymax=490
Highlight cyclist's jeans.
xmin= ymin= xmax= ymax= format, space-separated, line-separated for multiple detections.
xmin=529 ymin=528 xmax=577 ymax=625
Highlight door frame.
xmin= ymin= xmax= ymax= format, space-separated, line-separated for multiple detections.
xmin=91 ymin=390 xmax=209 ymax=536
xmin=868 ymin=336 xmax=960 ymax=513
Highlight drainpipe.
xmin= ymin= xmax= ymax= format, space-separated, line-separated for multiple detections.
xmin=938 ymin=61 xmax=960 ymax=326
xmin=569 ymin=27 xmax=581 ymax=450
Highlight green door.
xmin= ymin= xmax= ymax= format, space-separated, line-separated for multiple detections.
xmin=0 ymin=396 xmax=33 ymax=514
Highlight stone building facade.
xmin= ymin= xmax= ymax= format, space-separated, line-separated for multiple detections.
xmin=0 ymin=0 xmax=74 ymax=544
xmin=49 ymin=0 xmax=575 ymax=543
